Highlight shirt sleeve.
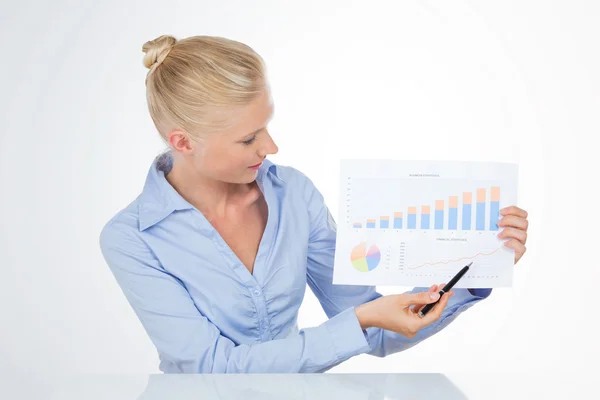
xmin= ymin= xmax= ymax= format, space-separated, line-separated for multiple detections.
xmin=99 ymin=220 xmax=371 ymax=374
xmin=302 ymin=173 xmax=492 ymax=359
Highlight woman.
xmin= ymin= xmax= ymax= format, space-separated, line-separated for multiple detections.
xmin=99 ymin=34 xmax=529 ymax=373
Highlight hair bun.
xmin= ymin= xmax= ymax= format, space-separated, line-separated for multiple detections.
xmin=142 ymin=34 xmax=177 ymax=71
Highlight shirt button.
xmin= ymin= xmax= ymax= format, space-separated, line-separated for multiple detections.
xmin=253 ymin=289 xmax=261 ymax=296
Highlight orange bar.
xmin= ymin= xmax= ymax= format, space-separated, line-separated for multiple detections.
xmin=491 ymin=186 xmax=500 ymax=202
xmin=353 ymin=222 xmax=362 ymax=226
xmin=394 ymin=212 xmax=403 ymax=218
xmin=449 ymin=196 xmax=458 ymax=208
xmin=435 ymin=200 xmax=444 ymax=210
xmin=421 ymin=205 xmax=431 ymax=214
xmin=408 ymin=207 xmax=417 ymax=214
xmin=477 ymin=188 xmax=486 ymax=202
xmin=380 ymin=216 xmax=390 ymax=221
xmin=463 ymin=192 xmax=472 ymax=205
xmin=367 ymin=219 xmax=376 ymax=223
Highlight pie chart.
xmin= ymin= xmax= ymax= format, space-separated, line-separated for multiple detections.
xmin=350 ymin=242 xmax=381 ymax=272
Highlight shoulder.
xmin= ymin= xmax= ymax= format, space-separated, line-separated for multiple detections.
xmin=268 ymin=162 xmax=327 ymax=213
xmin=98 ymin=197 xmax=146 ymax=255
xmin=268 ymin=161 xmax=319 ymax=196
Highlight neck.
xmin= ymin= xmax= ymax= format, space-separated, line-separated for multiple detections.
xmin=165 ymin=158 xmax=259 ymax=218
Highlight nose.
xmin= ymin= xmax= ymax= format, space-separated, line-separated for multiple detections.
xmin=258 ymin=130 xmax=278 ymax=157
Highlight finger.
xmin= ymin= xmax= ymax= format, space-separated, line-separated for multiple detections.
xmin=504 ymin=238 xmax=526 ymax=251
xmin=500 ymin=206 xmax=528 ymax=219
xmin=497 ymin=215 xmax=528 ymax=231
xmin=504 ymin=239 xmax=526 ymax=260
xmin=497 ymin=227 xmax=527 ymax=245
xmin=412 ymin=285 xmax=439 ymax=313
xmin=412 ymin=285 xmax=438 ymax=314
xmin=408 ymin=290 xmax=441 ymax=307
xmin=418 ymin=291 xmax=454 ymax=325
xmin=410 ymin=304 xmax=421 ymax=314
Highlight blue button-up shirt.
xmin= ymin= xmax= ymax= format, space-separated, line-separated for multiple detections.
xmin=99 ymin=150 xmax=492 ymax=373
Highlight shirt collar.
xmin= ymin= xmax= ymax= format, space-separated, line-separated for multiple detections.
xmin=138 ymin=150 xmax=284 ymax=231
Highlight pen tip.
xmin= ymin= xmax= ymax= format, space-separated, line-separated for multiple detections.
xmin=467 ymin=261 xmax=473 ymax=267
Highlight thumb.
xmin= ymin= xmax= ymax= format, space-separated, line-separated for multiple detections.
xmin=409 ymin=290 xmax=440 ymax=305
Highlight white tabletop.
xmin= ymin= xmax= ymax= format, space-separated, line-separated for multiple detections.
xmin=2 ymin=372 xmax=591 ymax=399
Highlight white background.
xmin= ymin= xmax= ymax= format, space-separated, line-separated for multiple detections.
xmin=1 ymin=0 xmax=597 ymax=389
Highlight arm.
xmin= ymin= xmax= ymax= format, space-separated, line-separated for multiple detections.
xmin=302 ymin=173 xmax=491 ymax=358
xmin=99 ymin=221 xmax=371 ymax=373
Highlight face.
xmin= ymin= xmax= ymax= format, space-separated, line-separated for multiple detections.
xmin=168 ymin=87 xmax=279 ymax=184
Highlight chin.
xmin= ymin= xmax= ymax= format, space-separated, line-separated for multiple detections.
xmin=231 ymin=170 xmax=257 ymax=184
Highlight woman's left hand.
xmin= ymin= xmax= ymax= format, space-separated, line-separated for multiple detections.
xmin=497 ymin=206 xmax=529 ymax=264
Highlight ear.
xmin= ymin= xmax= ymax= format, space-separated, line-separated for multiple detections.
xmin=168 ymin=130 xmax=188 ymax=151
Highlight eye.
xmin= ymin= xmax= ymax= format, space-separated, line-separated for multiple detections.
xmin=242 ymin=135 xmax=257 ymax=145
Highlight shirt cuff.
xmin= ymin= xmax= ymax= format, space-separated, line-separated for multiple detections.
xmin=467 ymin=288 xmax=493 ymax=298
xmin=323 ymin=306 xmax=371 ymax=362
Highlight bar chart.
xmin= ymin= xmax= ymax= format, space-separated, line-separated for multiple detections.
xmin=349 ymin=186 xmax=502 ymax=232
xmin=333 ymin=159 xmax=518 ymax=288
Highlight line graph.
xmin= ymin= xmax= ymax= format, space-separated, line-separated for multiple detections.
xmin=407 ymin=247 xmax=502 ymax=270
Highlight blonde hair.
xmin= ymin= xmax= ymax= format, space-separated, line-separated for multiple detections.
xmin=141 ymin=34 xmax=267 ymax=146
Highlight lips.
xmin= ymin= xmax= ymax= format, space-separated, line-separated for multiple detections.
xmin=250 ymin=161 xmax=264 ymax=168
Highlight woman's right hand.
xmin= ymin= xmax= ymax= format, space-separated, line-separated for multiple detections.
xmin=354 ymin=284 xmax=454 ymax=338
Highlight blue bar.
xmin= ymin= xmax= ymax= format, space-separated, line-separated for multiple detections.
xmin=462 ymin=204 xmax=472 ymax=230
xmin=476 ymin=202 xmax=486 ymax=230
xmin=380 ymin=220 xmax=389 ymax=229
xmin=408 ymin=214 xmax=416 ymax=229
xmin=421 ymin=214 xmax=430 ymax=229
xmin=449 ymin=208 xmax=458 ymax=230
xmin=393 ymin=218 xmax=403 ymax=229
xmin=435 ymin=210 xmax=444 ymax=229
xmin=367 ymin=222 xmax=376 ymax=229
xmin=490 ymin=201 xmax=500 ymax=231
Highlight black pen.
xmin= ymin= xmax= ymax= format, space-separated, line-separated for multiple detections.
xmin=417 ymin=261 xmax=473 ymax=318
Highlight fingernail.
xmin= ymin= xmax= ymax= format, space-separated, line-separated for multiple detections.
xmin=430 ymin=292 xmax=440 ymax=300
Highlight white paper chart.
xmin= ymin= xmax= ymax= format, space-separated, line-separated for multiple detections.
xmin=332 ymin=160 xmax=519 ymax=288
